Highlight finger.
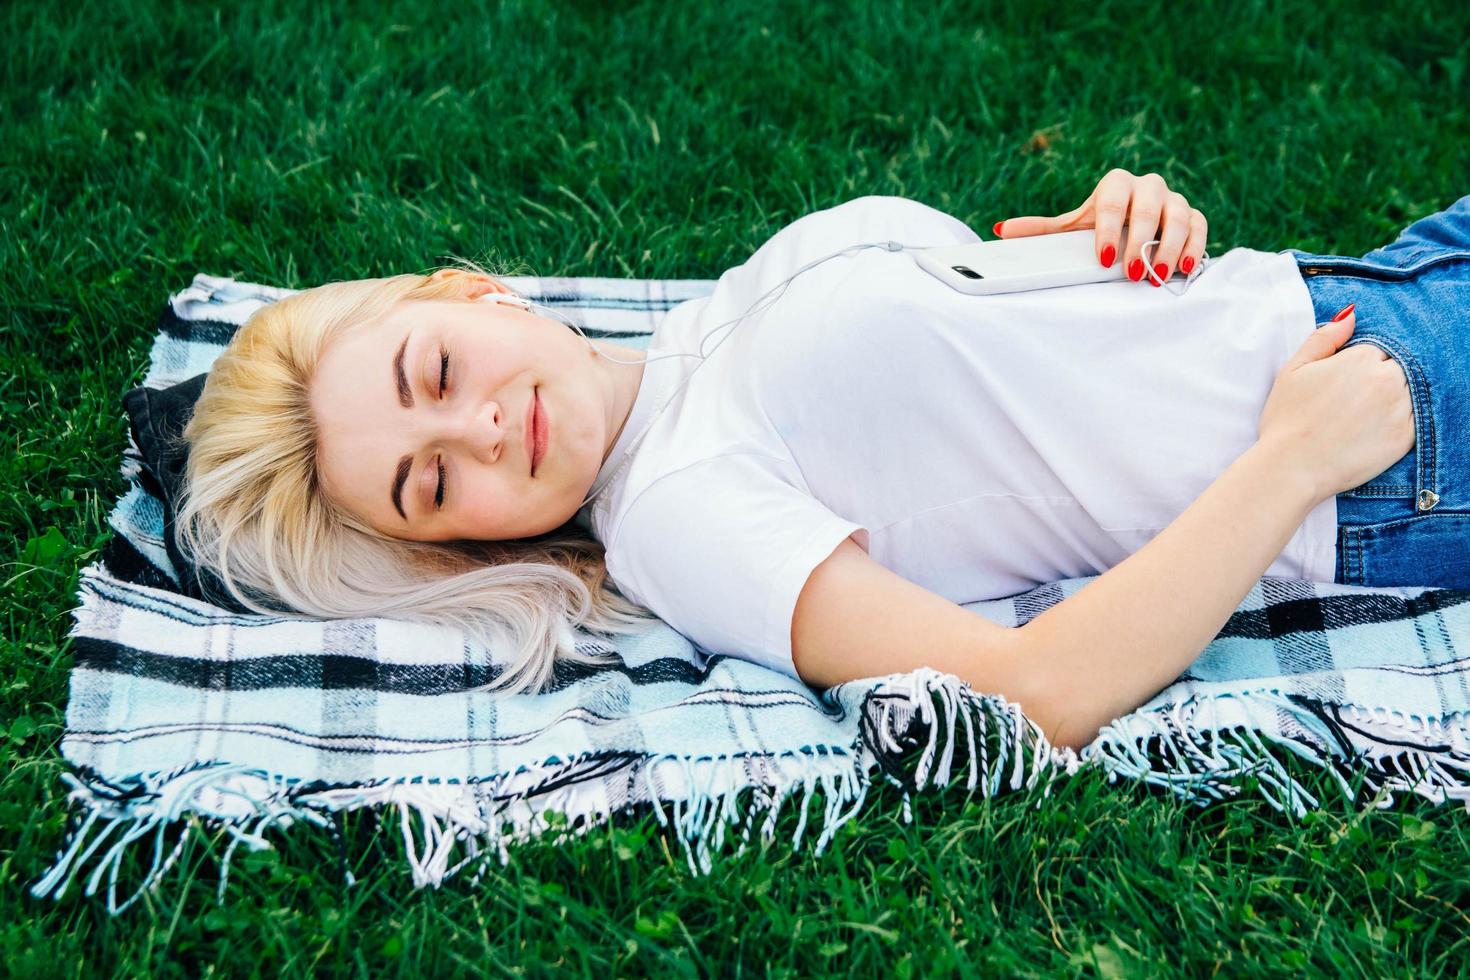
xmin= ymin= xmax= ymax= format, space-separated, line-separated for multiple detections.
xmin=1123 ymin=173 xmax=1168 ymax=283
xmin=1292 ymin=309 xmax=1355 ymax=366
xmin=1146 ymin=192 xmax=1193 ymax=286
xmin=1088 ymin=168 xmax=1135 ymax=268
xmin=1310 ymin=308 xmax=1356 ymax=346
xmin=995 ymin=204 xmax=1089 ymax=239
xmin=1178 ymin=209 xmax=1208 ymax=277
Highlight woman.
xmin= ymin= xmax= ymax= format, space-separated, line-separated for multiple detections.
xmin=178 ymin=169 xmax=1470 ymax=749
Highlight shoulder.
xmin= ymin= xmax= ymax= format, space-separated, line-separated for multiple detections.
xmin=608 ymin=453 xmax=807 ymax=546
xmin=786 ymin=195 xmax=981 ymax=244
xmin=600 ymin=452 xmax=868 ymax=680
xmin=605 ymin=452 xmax=857 ymax=589
xmin=718 ymin=196 xmax=980 ymax=305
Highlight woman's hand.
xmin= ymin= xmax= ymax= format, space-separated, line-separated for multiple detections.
xmin=991 ymin=168 xmax=1208 ymax=286
xmin=1257 ymin=304 xmax=1416 ymax=503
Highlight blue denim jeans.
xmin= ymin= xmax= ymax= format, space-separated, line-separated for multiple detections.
xmin=1282 ymin=193 xmax=1470 ymax=588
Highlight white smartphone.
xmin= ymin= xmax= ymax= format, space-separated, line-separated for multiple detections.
xmin=912 ymin=225 xmax=1136 ymax=295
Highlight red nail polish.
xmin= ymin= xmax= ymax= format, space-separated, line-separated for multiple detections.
xmin=1331 ymin=303 xmax=1355 ymax=322
xmin=1153 ymin=262 xmax=1168 ymax=286
xmin=1128 ymin=258 xmax=1144 ymax=281
xmin=1181 ymin=256 xmax=1195 ymax=275
xmin=993 ymin=221 xmax=1004 ymax=236
xmin=1100 ymin=244 xmax=1116 ymax=268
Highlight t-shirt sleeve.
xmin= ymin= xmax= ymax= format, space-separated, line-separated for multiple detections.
xmin=602 ymin=454 xmax=870 ymax=683
xmin=713 ymin=195 xmax=983 ymax=303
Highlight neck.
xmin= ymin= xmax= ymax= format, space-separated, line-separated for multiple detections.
xmin=593 ymin=340 xmax=648 ymax=464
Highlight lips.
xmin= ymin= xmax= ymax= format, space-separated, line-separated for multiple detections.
xmin=526 ymin=388 xmax=538 ymax=476
xmin=535 ymin=391 xmax=548 ymax=473
xmin=527 ymin=387 xmax=549 ymax=477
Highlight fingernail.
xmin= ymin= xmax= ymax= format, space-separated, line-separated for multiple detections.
xmin=1128 ymin=258 xmax=1144 ymax=282
xmin=1153 ymin=262 xmax=1168 ymax=286
xmin=1331 ymin=303 xmax=1355 ymax=322
xmin=1181 ymin=256 xmax=1195 ymax=275
xmin=1100 ymin=243 xmax=1116 ymax=268
xmin=993 ymin=221 xmax=1005 ymax=236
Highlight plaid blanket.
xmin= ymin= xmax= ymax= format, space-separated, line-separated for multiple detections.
xmin=33 ymin=273 xmax=1470 ymax=915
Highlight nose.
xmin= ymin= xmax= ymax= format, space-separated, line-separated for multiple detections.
xmin=449 ymin=398 xmax=504 ymax=463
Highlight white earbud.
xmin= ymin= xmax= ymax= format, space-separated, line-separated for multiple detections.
xmin=479 ymin=291 xmax=535 ymax=310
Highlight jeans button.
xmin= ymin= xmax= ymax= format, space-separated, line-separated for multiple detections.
xmin=1418 ymin=489 xmax=1440 ymax=511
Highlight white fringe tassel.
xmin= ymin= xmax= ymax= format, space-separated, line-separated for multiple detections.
xmin=1080 ymin=689 xmax=1470 ymax=818
xmin=29 ymin=670 xmax=1470 ymax=914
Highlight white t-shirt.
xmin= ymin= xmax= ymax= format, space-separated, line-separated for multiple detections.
xmin=573 ymin=196 xmax=1338 ymax=681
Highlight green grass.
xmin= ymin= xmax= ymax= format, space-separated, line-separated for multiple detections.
xmin=4 ymin=0 xmax=1470 ymax=974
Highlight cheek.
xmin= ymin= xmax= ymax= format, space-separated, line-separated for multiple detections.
xmin=465 ymin=464 xmax=519 ymax=515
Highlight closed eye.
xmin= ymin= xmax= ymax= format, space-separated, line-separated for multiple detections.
xmin=438 ymin=347 xmax=449 ymax=396
xmin=435 ymin=457 xmax=446 ymax=509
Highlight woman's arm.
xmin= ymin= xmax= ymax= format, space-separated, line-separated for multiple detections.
xmin=792 ymin=439 xmax=1320 ymax=754
xmin=1018 ymin=439 xmax=1319 ymax=750
xmin=1031 ymin=300 xmax=1416 ymax=749
xmin=797 ymin=305 xmax=1405 ymax=752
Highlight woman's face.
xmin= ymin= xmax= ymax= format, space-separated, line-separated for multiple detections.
xmin=311 ymin=276 xmax=629 ymax=543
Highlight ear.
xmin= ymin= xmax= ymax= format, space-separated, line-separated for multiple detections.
xmin=427 ymin=268 xmax=514 ymax=300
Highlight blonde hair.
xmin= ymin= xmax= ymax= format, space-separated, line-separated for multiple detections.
xmin=175 ymin=268 xmax=661 ymax=696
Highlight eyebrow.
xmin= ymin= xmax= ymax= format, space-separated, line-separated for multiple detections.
xmin=393 ymin=331 xmax=414 ymax=409
xmin=390 ymin=329 xmax=415 ymax=521
xmin=390 ymin=454 xmax=413 ymax=522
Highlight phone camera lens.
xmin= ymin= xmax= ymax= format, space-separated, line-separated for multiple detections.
xmin=951 ymin=265 xmax=983 ymax=280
